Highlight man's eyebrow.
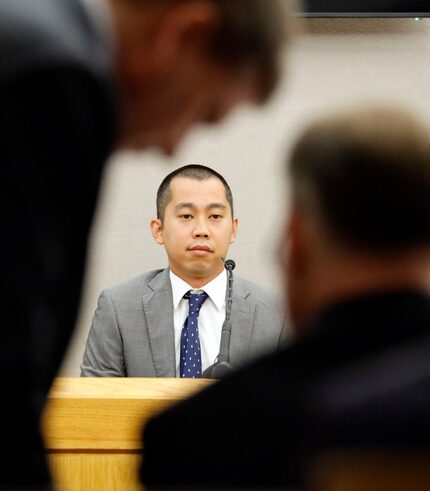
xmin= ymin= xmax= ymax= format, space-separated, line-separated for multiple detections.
xmin=174 ymin=202 xmax=195 ymax=211
xmin=174 ymin=202 xmax=227 ymax=210
xmin=207 ymin=203 xmax=227 ymax=210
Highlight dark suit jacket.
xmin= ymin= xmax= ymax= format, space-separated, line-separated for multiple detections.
xmin=0 ymin=0 xmax=116 ymax=486
xmin=141 ymin=290 xmax=430 ymax=489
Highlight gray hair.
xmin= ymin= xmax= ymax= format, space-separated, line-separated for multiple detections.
xmin=289 ymin=106 xmax=430 ymax=252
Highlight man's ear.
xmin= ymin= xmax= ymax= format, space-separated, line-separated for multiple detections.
xmin=148 ymin=2 xmax=220 ymax=68
xmin=230 ymin=217 xmax=239 ymax=244
xmin=150 ymin=218 xmax=164 ymax=245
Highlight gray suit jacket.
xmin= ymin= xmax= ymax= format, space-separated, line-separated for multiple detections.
xmin=81 ymin=269 xmax=287 ymax=377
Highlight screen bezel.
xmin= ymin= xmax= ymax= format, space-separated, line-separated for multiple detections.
xmin=295 ymin=11 xmax=430 ymax=19
xmin=298 ymin=13 xmax=430 ymax=17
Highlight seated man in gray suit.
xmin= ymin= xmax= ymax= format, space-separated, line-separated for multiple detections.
xmin=81 ymin=164 xmax=287 ymax=377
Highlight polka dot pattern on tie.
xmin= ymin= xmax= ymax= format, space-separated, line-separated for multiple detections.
xmin=180 ymin=290 xmax=208 ymax=378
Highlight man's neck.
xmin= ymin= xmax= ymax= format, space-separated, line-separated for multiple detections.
xmin=170 ymin=267 xmax=225 ymax=289
xmin=295 ymin=254 xmax=430 ymax=333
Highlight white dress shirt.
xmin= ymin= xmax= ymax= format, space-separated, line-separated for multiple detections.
xmin=170 ymin=270 xmax=227 ymax=377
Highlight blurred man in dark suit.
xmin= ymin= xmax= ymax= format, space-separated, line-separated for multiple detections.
xmin=141 ymin=106 xmax=430 ymax=489
xmin=0 ymin=0 xmax=291 ymax=488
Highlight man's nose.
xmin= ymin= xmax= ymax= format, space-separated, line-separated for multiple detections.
xmin=193 ymin=219 xmax=210 ymax=238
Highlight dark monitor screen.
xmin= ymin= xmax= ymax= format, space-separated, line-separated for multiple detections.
xmin=298 ymin=1 xmax=430 ymax=17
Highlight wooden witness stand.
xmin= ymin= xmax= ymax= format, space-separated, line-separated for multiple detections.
xmin=42 ymin=378 xmax=430 ymax=491
xmin=41 ymin=378 xmax=214 ymax=491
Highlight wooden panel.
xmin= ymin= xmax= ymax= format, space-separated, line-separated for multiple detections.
xmin=41 ymin=377 xmax=214 ymax=491
xmin=47 ymin=453 xmax=143 ymax=491
xmin=42 ymin=378 xmax=214 ymax=450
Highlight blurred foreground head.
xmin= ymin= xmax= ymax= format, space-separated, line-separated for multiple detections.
xmin=109 ymin=0 xmax=295 ymax=154
xmin=285 ymin=106 xmax=430 ymax=330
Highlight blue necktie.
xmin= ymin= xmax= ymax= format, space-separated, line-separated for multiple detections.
xmin=180 ymin=291 xmax=208 ymax=378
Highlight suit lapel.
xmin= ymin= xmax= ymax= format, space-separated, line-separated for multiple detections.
xmin=142 ymin=269 xmax=176 ymax=377
xmin=229 ymin=279 xmax=255 ymax=367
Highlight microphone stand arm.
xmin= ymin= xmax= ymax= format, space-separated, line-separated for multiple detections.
xmin=204 ymin=260 xmax=235 ymax=378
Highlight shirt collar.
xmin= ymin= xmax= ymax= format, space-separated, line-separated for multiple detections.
xmin=78 ymin=0 xmax=116 ymax=56
xmin=170 ymin=269 xmax=227 ymax=311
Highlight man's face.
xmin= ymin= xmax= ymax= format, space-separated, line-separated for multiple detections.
xmin=151 ymin=176 xmax=238 ymax=287
xmin=119 ymin=55 xmax=257 ymax=155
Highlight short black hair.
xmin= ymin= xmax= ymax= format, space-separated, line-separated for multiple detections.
xmin=157 ymin=164 xmax=234 ymax=221
xmin=289 ymin=106 xmax=430 ymax=252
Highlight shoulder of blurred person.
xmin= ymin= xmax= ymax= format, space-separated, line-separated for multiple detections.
xmin=0 ymin=0 xmax=114 ymax=81
xmin=0 ymin=0 xmax=118 ymax=487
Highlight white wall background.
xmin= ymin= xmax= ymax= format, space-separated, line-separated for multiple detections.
xmin=60 ymin=18 xmax=430 ymax=375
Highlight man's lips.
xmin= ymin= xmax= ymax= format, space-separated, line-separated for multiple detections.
xmin=188 ymin=245 xmax=213 ymax=253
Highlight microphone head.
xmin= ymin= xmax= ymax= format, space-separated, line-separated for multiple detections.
xmin=224 ymin=259 xmax=236 ymax=271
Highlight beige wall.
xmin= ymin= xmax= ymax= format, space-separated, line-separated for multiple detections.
xmin=60 ymin=18 xmax=430 ymax=375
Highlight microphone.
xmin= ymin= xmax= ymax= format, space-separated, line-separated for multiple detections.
xmin=202 ymin=257 xmax=235 ymax=378
xmin=224 ymin=259 xmax=236 ymax=272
